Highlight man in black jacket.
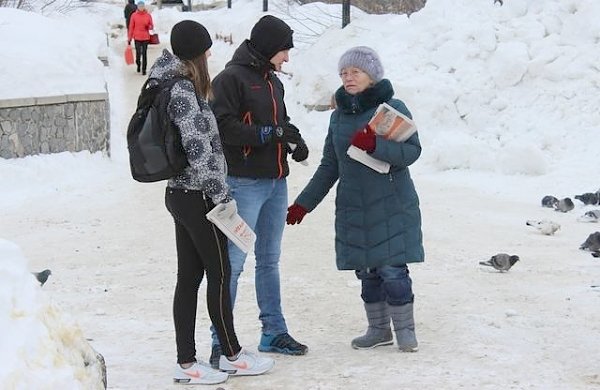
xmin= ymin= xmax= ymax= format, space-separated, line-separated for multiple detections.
xmin=123 ymin=0 xmax=136 ymax=32
xmin=209 ymin=15 xmax=309 ymax=367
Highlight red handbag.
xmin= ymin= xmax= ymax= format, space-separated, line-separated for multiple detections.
xmin=149 ymin=33 xmax=159 ymax=45
xmin=124 ymin=45 xmax=134 ymax=65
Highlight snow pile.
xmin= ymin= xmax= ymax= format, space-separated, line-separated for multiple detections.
xmin=289 ymin=0 xmax=600 ymax=175
xmin=0 ymin=240 xmax=104 ymax=389
xmin=0 ymin=8 xmax=106 ymax=100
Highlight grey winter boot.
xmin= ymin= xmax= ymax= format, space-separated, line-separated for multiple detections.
xmin=351 ymin=302 xmax=394 ymax=349
xmin=388 ymin=302 xmax=418 ymax=352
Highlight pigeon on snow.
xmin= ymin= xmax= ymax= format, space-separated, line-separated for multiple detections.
xmin=526 ymin=219 xmax=561 ymax=235
xmin=580 ymin=232 xmax=600 ymax=257
xmin=32 ymin=269 xmax=52 ymax=286
xmin=574 ymin=192 xmax=599 ymax=206
xmin=554 ymin=197 xmax=574 ymax=213
xmin=541 ymin=195 xmax=559 ymax=208
xmin=479 ymin=253 xmax=520 ymax=271
xmin=577 ymin=210 xmax=600 ymax=223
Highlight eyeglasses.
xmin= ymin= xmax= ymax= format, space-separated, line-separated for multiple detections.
xmin=339 ymin=69 xmax=366 ymax=79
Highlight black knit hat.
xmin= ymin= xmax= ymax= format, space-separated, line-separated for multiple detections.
xmin=170 ymin=20 xmax=212 ymax=61
xmin=249 ymin=15 xmax=294 ymax=60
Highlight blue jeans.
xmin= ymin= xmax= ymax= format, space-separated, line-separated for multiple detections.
xmin=211 ymin=177 xmax=288 ymax=345
xmin=355 ymin=265 xmax=414 ymax=306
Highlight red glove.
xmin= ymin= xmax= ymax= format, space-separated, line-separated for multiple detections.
xmin=351 ymin=125 xmax=376 ymax=153
xmin=286 ymin=203 xmax=308 ymax=225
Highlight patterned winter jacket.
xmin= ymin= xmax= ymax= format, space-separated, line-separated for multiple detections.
xmin=294 ymin=79 xmax=424 ymax=270
xmin=148 ymin=49 xmax=230 ymax=204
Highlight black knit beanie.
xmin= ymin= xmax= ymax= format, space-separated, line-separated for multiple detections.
xmin=170 ymin=20 xmax=212 ymax=61
xmin=249 ymin=15 xmax=294 ymax=60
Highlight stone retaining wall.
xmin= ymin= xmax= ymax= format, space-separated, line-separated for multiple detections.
xmin=0 ymin=93 xmax=110 ymax=159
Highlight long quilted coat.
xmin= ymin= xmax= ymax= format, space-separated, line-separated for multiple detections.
xmin=294 ymin=79 xmax=424 ymax=270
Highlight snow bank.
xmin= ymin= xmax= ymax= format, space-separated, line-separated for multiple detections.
xmin=289 ymin=0 xmax=600 ymax=175
xmin=0 ymin=8 xmax=106 ymax=99
xmin=0 ymin=239 xmax=104 ymax=389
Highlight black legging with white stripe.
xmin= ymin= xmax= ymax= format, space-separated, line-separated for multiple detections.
xmin=165 ymin=188 xmax=241 ymax=364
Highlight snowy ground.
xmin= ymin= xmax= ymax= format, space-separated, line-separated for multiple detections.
xmin=2 ymin=0 xmax=600 ymax=389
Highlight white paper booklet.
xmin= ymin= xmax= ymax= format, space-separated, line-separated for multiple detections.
xmin=347 ymin=102 xmax=417 ymax=173
xmin=368 ymin=102 xmax=417 ymax=142
xmin=206 ymin=207 xmax=256 ymax=253
xmin=346 ymin=145 xmax=391 ymax=174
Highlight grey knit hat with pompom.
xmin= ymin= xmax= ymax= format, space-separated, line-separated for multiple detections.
xmin=338 ymin=46 xmax=384 ymax=82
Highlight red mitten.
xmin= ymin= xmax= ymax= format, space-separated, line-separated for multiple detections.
xmin=351 ymin=126 xmax=376 ymax=153
xmin=286 ymin=203 xmax=308 ymax=225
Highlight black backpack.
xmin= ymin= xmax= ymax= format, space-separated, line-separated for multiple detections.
xmin=127 ymin=77 xmax=189 ymax=182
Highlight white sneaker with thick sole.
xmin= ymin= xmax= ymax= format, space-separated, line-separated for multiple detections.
xmin=173 ymin=361 xmax=228 ymax=385
xmin=219 ymin=349 xmax=274 ymax=376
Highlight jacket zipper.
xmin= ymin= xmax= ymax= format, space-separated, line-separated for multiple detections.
xmin=241 ymin=111 xmax=252 ymax=161
xmin=266 ymin=77 xmax=284 ymax=179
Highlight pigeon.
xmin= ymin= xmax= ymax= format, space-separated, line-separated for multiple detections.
xmin=577 ymin=210 xmax=600 ymax=223
xmin=526 ymin=219 xmax=561 ymax=235
xmin=32 ymin=269 xmax=52 ymax=286
xmin=554 ymin=197 xmax=574 ymax=213
xmin=574 ymin=192 xmax=599 ymax=205
xmin=479 ymin=253 xmax=520 ymax=272
xmin=494 ymin=0 xmax=503 ymax=5
xmin=541 ymin=195 xmax=559 ymax=208
xmin=580 ymin=232 xmax=600 ymax=254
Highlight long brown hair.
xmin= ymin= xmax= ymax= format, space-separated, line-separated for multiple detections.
xmin=180 ymin=54 xmax=211 ymax=100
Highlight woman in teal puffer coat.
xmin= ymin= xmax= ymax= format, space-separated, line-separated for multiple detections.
xmin=286 ymin=46 xmax=424 ymax=352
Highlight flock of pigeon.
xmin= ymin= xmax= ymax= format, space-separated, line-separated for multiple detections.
xmin=480 ymin=188 xmax=600 ymax=272
xmin=540 ymin=190 xmax=600 ymax=257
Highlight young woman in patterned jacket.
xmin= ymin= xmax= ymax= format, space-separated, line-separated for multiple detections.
xmin=146 ymin=20 xmax=274 ymax=385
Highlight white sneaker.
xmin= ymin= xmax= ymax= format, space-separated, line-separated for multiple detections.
xmin=219 ymin=349 xmax=274 ymax=376
xmin=173 ymin=361 xmax=228 ymax=385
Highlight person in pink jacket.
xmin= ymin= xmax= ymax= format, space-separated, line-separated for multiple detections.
xmin=127 ymin=1 xmax=153 ymax=75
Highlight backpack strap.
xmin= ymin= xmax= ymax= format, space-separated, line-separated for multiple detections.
xmin=158 ymin=75 xmax=187 ymax=90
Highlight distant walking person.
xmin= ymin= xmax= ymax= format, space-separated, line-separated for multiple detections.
xmin=208 ymin=15 xmax=309 ymax=367
xmin=123 ymin=0 xmax=136 ymax=33
xmin=127 ymin=1 xmax=153 ymax=75
xmin=287 ymin=46 xmax=424 ymax=353
xmin=147 ymin=20 xmax=274 ymax=384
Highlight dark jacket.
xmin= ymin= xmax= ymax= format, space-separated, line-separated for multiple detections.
xmin=295 ymin=79 xmax=424 ymax=270
xmin=210 ymin=40 xmax=292 ymax=179
xmin=124 ymin=0 xmax=136 ymax=30
xmin=148 ymin=49 xmax=230 ymax=204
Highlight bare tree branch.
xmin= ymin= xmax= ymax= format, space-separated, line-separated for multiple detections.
xmin=0 ymin=0 xmax=89 ymax=14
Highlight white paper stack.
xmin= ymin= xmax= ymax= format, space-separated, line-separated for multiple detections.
xmin=346 ymin=102 xmax=418 ymax=173
xmin=206 ymin=207 xmax=256 ymax=253
xmin=346 ymin=145 xmax=391 ymax=174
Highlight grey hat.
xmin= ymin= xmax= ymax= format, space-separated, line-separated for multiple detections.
xmin=338 ymin=46 xmax=384 ymax=82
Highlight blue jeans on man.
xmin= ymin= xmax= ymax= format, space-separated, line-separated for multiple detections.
xmin=211 ymin=177 xmax=288 ymax=344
